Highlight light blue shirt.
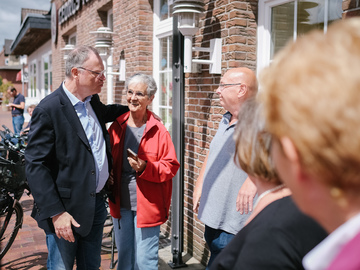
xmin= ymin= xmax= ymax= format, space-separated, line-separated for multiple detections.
xmin=198 ymin=112 xmax=251 ymax=235
xmin=63 ymin=82 xmax=109 ymax=193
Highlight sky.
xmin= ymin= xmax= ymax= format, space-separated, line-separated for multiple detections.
xmin=0 ymin=0 xmax=51 ymax=50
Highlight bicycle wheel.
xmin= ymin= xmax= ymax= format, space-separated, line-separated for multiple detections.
xmin=101 ymin=214 xmax=116 ymax=252
xmin=0 ymin=201 xmax=23 ymax=260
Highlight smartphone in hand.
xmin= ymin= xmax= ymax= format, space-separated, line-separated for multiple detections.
xmin=127 ymin=148 xmax=138 ymax=161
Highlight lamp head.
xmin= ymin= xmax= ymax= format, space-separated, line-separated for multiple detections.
xmin=90 ymin=27 xmax=114 ymax=59
xmin=172 ymin=0 xmax=205 ymax=37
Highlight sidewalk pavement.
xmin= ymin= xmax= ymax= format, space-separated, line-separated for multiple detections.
xmin=1 ymin=194 xmax=205 ymax=270
xmin=0 ymin=106 xmax=14 ymax=132
xmin=0 ymin=109 xmax=205 ymax=270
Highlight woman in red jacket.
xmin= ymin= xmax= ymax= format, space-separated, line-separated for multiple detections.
xmin=108 ymin=73 xmax=180 ymax=270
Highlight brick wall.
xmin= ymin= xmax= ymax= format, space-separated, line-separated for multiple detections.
xmin=52 ymin=0 xmax=113 ymax=103
xmin=343 ymin=0 xmax=360 ymax=17
xmin=112 ymin=0 xmax=154 ymax=105
xmin=51 ymin=0 xmax=153 ymax=104
xmin=182 ymin=0 xmax=258 ymax=264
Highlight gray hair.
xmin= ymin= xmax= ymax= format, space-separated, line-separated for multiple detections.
xmin=125 ymin=73 xmax=158 ymax=97
xmin=65 ymin=46 xmax=100 ymax=78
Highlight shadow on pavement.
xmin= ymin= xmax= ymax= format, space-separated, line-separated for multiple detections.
xmin=0 ymin=252 xmax=47 ymax=270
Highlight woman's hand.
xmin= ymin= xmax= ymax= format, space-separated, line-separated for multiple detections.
xmin=128 ymin=156 xmax=147 ymax=173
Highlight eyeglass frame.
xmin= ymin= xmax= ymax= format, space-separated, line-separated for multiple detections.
xmin=218 ymin=83 xmax=243 ymax=91
xmin=76 ymin=67 xmax=106 ymax=78
xmin=126 ymin=89 xmax=148 ymax=98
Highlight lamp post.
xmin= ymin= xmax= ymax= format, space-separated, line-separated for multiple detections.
xmin=169 ymin=13 xmax=186 ymax=269
xmin=168 ymin=0 xmax=205 ymax=268
xmin=172 ymin=0 xmax=204 ymax=73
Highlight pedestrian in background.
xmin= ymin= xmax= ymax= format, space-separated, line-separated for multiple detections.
xmin=21 ymin=104 xmax=36 ymax=134
xmin=8 ymin=87 xmax=25 ymax=135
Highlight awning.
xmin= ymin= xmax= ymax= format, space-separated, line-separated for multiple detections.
xmin=16 ymin=71 xmax=22 ymax=82
xmin=10 ymin=13 xmax=51 ymax=55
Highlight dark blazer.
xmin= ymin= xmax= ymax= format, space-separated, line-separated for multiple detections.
xmin=25 ymin=84 xmax=128 ymax=236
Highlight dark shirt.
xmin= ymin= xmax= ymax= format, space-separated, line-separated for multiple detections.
xmin=12 ymin=93 xmax=25 ymax=116
xmin=210 ymin=196 xmax=328 ymax=270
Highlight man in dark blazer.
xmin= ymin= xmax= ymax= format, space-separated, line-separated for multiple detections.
xmin=25 ymin=46 xmax=128 ymax=269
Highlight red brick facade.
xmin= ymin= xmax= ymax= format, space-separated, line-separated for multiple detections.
xmin=343 ymin=0 xmax=360 ymax=17
xmin=112 ymin=0 xmax=154 ymax=105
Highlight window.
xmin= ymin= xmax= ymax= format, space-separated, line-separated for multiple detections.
xmin=160 ymin=0 xmax=172 ymax=21
xmin=29 ymin=62 xmax=36 ymax=98
xmin=107 ymin=9 xmax=113 ymax=30
xmin=153 ymin=0 xmax=173 ymax=133
xmin=158 ymin=36 xmax=173 ymax=133
xmin=257 ymin=0 xmax=342 ymax=73
xmin=38 ymin=60 xmax=42 ymax=95
xmin=43 ymin=54 xmax=52 ymax=96
xmin=106 ymin=8 xmax=114 ymax=105
xmin=50 ymin=56 xmax=53 ymax=92
xmin=69 ymin=33 xmax=76 ymax=45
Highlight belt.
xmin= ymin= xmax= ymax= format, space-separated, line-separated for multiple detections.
xmin=12 ymin=114 xmax=22 ymax=117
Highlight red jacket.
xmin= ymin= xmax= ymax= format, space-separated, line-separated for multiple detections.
xmin=108 ymin=110 xmax=180 ymax=227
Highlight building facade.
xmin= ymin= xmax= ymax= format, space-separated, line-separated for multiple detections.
xmin=10 ymin=8 xmax=52 ymax=120
xmin=10 ymin=0 xmax=358 ymax=265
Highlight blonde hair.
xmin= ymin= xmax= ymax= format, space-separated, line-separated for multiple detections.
xmin=234 ymin=97 xmax=280 ymax=184
xmin=260 ymin=18 xmax=360 ymax=191
xmin=27 ymin=104 xmax=36 ymax=110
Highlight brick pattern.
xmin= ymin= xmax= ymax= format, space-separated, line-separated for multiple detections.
xmin=343 ymin=0 xmax=360 ymax=18
xmin=112 ymin=0 xmax=154 ymax=105
xmin=52 ymin=0 xmax=113 ymax=103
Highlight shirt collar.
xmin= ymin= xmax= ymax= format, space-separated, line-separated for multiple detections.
xmin=62 ymin=81 xmax=92 ymax=106
xmin=303 ymin=212 xmax=360 ymax=270
xmin=224 ymin=111 xmax=236 ymax=127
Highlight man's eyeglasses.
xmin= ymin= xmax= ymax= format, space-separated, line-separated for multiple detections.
xmin=127 ymin=89 xmax=147 ymax=98
xmin=77 ymin=67 xmax=106 ymax=79
xmin=218 ymin=83 xmax=242 ymax=91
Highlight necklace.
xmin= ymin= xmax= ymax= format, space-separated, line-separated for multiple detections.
xmin=253 ymin=184 xmax=285 ymax=209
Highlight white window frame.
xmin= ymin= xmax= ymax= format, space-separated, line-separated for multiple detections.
xmin=257 ymin=0 xmax=340 ymax=76
xmin=29 ymin=60 xmax=37 ymax=98
xmin=42 ymin=53 xmax=52 ymax=97
xmin=153 ymin=0 xmax=173 ymax=129
xmin=27 ymin=41 xmax=52 ymax=100
xmin=106 ymin=8 xmax=114 ymax=105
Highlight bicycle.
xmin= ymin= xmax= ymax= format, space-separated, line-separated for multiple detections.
xmin=0 ymin=125 xmax=30 ymax=260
